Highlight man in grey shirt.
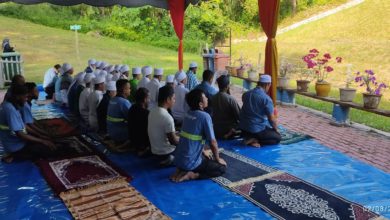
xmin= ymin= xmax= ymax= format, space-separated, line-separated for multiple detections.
xmin=211 ymin=75 xmax=241 ymax=139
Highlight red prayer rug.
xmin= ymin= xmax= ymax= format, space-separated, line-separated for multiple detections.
xmin=60 ymin=179 xmax=171 ymax=220
xmin=37 ymin=154 xmax=131 ymax=195
xmin=35 ymin=118 xmax=79 ymax=138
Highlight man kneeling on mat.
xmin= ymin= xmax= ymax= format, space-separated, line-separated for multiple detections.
xmin=0 ymin=85 xmax=56 ymax=163
xmin=171 ymin=89 xmax=227 ymax=182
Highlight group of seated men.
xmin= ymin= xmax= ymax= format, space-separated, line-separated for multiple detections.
xmin=0 ymin=58 xmax=281 ymax=182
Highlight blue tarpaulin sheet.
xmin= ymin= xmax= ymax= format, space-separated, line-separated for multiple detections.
xmin=1 ymin=138 xmax=390 ymax=219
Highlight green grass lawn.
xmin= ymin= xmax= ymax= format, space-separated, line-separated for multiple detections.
xmin=0 ymin=16 xmax=203 ymax=83
xmin=232 ymin=0 xmax=390 ymax=100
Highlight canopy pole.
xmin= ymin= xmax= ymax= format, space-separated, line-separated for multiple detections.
xmin=168 ymin=0 xmax=185 ymax=70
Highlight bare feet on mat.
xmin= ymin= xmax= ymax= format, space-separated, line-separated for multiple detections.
xmin=244 ymin=138 xmax=261 ymax=148
xmin=170 ymin=169 xmax=200 ymax=182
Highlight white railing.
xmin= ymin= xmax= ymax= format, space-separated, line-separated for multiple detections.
xmin=0 ymin=52 xmax=24 ymax=88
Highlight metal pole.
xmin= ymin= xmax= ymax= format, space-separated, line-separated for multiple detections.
xmin=75 ymin=29 xmax=80 ymax=66
xmin=229 ymin=28 xmax=232 ymax=65
xmin=0 ymin=60 xmax=4 ymax=89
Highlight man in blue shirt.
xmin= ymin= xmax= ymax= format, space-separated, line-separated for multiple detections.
xmin=185 ymin=62 xmax=199 ymax=90
xmin=239 ymin=75 xmax=281 ymax=147
xmin=194 ymin=70 xmax=218 ymax=114
xmin=0 ymin=85 xmax=55 ymax=163
xmin=171 ymin=89 xmax=226 ymax=182
xmin=107 ymin=79 xmax=132 ymax=143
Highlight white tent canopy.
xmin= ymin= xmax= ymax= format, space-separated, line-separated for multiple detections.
xmin=0 ymin=0 xmax=199 ymax=9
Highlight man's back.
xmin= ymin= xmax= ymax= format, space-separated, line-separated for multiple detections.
xmin=239 ymin=88 xmax=273 ymax=133
xmin=211 ymin=92 xmax=240 ymax=138
xmin=148 ymin=107 xmax=175 ymax=155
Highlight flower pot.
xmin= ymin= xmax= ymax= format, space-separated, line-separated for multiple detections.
xmin=339 ymin=88 xmax=356 ymax=102
xmin=278 ymin=77 xmax=289 ymax=89
xmin=362 ymin=93 xmax=382 ymax=109
xmin=315 ymin=82 xmax=331 ymax=97
xmin=248 ymin=71 xmax=258 ymax=81
xmin=237 ymin=68 xmax=245 ymax=78
xmin=296 ymin=80 xmax=310 ymax=92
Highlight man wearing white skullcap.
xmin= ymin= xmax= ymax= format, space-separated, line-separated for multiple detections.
xmin=97 ymin=80 xmax=117 ymax=134
xmin=112 ymin=72 xmax=121 ymax=81
xmin=137 ymin=66 xmax=153 ymax=89
xmin=239 ymin=74 xmax=280 ymax=147
xmin=88 ymin=76 xmax=106 ymax=131
xmin=186 ymin=61 xmax=199 ymax=90
xmin=54 ymin=63 xmax=74 ymax=105
xmin=99 ymin=61 xmax=108 ymax=70
xmin=79 ymin=72 xmax=95 ymax=124
xmin=114 ymin=64 xmax=122 ymax=73
xmin=120 ymin=65 xmax=130 ymax=79
xmin=67 ymin=72 xmax=86 ymax=115
xmin=145 ymin=68 xmax=163 ymax=109
xmin=129 ymin=67 xmax=142 ymax=103
xmin=165 ymin=75 xmax=175 ymax=88
xmin=95 ymin=61 xmax=102 ymax=70
xmin=172 ymin=70 xmax=189 ymax=124
xmin=85 ymin=59 xmax=96 ymax=73
xmin=105 ymin=65 xmax=115 ymax=74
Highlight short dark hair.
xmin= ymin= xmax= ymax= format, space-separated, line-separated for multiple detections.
xmin=116 ymin=79 xmax=129 ymax=95
xmin=202 ymin=70 xmax=214 ymax=82
xmin=54 ymin=64 xmax=61 ymax=69
xmin=217 ymin=75 xmax=230 ymax=90
xmin=11 ymin=74 xmax=25 ymax=85
xmin=186 ymin=89 xmax=204 ymax=111
xmin=11 ymin=84 xmax=28 ymax=96
xmin=25 ymin=82 xmax=37 ymax=93
xmin=158 ymin=85 xmax=174 ymax=106
xmin=257 ymin=82 xmax=271 ymax=87
xmin=135 ymin=88 xmax=149 ymax=104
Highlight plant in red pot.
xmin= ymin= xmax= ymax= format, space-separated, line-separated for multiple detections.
xmin=355 ymin=70 xmax=387 ymax=109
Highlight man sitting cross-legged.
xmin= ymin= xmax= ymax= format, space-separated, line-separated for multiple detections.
xmin=171 ymin=89 xmax=227 ymax=182
xmin=0 ymin=85 xmax=56 ymax=163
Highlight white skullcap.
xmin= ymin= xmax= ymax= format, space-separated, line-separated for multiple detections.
xmin=105 ymin=65 xmax=115 ymax=73
xmin=132 ymin=67 xmax=141 ymax=75
xmin=76 ymin=72 xmax=86 ymax=84
xmin=106 ymin=74 xmax=113 ymax=82
xmin=259 ymin=74 xmax=272 ymax=83
xmin=114 ymin=64 xmax=122 ymax=72
xmin=95 ymin=61 xmax=102 ymax=68
xmin=94 ymin=75 xmax=105 ymax=85
xmin=166 ymin=75 xmax=175 ymax=83
xmin=154 ymin=68 xmax=163 ymax=76
xmin=84 ymin=72 xmax=95 ymax=84
xmin=61 ymin=63 xmax=73 ymax=74
xmin=120 ymin=65 xmax=130 ymax=73
xmin=189 ymin=62 xmax=198 ymax=68
xmin=88 ymin=59 xmax=96 ymax=66
xmin=99 ymin=70 xmax=108 ymax=79
xmin=106 ymin=81 xmax=116 ymax=91
xmin=99 ymin=61 xmax=108 ymax=69
xmin=142 ymin=66 xmax=153 ymax=76
xmin=176 ymin=70 xmax=186 ymax=82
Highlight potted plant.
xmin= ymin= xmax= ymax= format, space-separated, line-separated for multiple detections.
xmin=247 ymin=64 xmax=259 ymax=81
xmin=355 ymin=69 xmax=387 ymax=109
xmin=339 ymin=64 xmax=356 ymax=102
xmin=278 ymin=60 xmax=294 ymax=89
xmin=302 ymin=49 xmax=342 ymax=97
xmin=295 ymin=64 xmax=313 ymax=92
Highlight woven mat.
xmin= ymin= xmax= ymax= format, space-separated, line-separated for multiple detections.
xmin=35 ymin=118 xmax=80 ymax=138
xmin=60 ymin=179 xmax=171 ymax=220
xmin=213 ymin=149 xmax=383 ymax=220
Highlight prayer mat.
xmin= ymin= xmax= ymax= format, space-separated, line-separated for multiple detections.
xmin=51 ymin=136 xmax=95 ymax=158
xmin=213 ymin=149 xmax=383 ymax=220
xmin=35 ymin=118 xmax=80 ymax=138
xmin=37 ymin=154 xmax=131 ymax=195
xmin=60 ymin=179 xmax=171 ymax=220
xmin=279 ymin=127 xmax=311 ymax=145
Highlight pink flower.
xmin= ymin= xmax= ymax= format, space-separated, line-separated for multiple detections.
xmin=336 ymin=57 xmax=342 ymax=63
xmin=310 ymin=49 xmax=319 ymax=53
xmin=323 ymin=53 xmax=331 ymax=59
xmin=325 ymin=66 xmax=334 ymax=72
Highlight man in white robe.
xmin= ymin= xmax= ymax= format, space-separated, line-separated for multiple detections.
xmin=145 ymin=68 xmax=163 ymax=110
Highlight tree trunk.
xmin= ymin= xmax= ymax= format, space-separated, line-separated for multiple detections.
xmin=291 ymin=0 xmax=297 ymax=16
